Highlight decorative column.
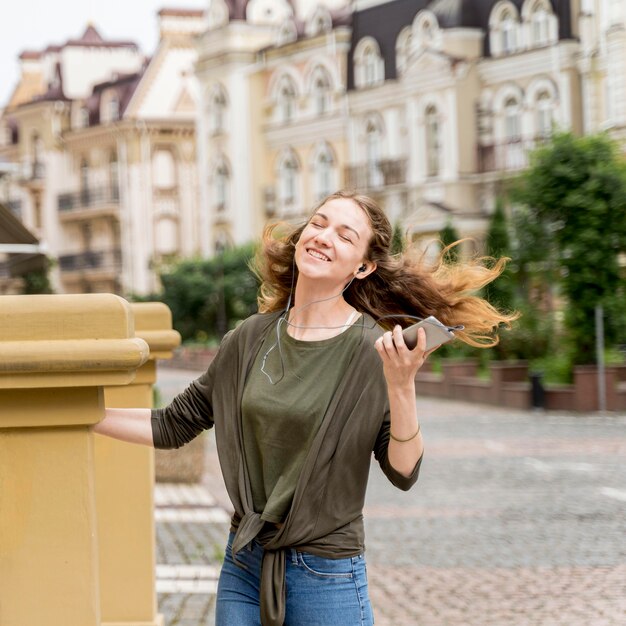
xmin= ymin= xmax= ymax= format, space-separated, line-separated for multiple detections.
xmin=95 ymin=302 xmax=181 ymax=626
xmin=0 ymin=294 xmax=149 ymax=626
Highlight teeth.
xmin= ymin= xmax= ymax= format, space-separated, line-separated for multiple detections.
xmin=308 ymin=250 xmax=330 ymax=262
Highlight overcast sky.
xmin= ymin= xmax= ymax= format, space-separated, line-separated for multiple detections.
xmin=0 ymin=0 xmax=206 ymax=108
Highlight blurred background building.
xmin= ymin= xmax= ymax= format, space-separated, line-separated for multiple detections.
xmin=1 ymin=0 xmax=625 ymax=295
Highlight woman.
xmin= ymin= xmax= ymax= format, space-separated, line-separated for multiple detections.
xmin=95 ymin=191 xmax=515 ymax=626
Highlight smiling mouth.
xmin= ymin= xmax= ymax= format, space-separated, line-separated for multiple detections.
xmin=307 ymin=248 xmax=331 ymax=262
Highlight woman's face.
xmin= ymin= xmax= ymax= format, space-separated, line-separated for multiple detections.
xmin=294 ymin=197 xmax=374 ymax=284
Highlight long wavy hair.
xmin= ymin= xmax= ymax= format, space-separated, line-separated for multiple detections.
xmin=254 ymin=190 xmax=518 ymax=347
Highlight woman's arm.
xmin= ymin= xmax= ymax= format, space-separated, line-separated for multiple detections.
xmin=375 ymin=325 xmax=430 ymax=477
xmin=92 ymin=408 xmax=154 ymax=447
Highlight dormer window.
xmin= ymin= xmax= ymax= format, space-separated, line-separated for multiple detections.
xmin=354 ymin=38 xmax=384 ymax=89
xmin=489 ymin=2 xmax=521 ymax=57
xmin=396 ymin=27 xmax=412 ymax=76
xmin=109 ymin=96 xmax=119 ymax=122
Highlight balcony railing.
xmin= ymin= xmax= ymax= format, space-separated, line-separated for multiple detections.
xmin=344 ymin=158 xmax=407 ymax=190
xmin=58 ymin=249 xmax=122 ymax=272
xmin=18 ymin=161 xmax=45 ymax=183
xmin=477 ymin=136 xmax=551 ymax=173
xmin=58 ymin=185 xmax=120 ymax=212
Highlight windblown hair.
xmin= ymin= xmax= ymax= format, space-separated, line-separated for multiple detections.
xmin=254 ymin=190 xmax=518 ymax=347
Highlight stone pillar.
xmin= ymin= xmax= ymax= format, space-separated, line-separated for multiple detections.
xmin=0 ymin=294 xmax=149 ymax=626
xmin=96 ymin=302 xmax=181 ymax=626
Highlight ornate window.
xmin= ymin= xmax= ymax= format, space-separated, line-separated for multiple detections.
xmin=306 ymin=7 xmax=332 ymax=37
xmin=153 ymin=149 xmax=176 ymax=190
xmin=277 ymin=149 xmax=300 ymax=212
xmin=504 ymin=97 xmax=522 ymax=140
xmin=522 ymin=0 xmax=557 ymax=48
xmin=354 ymin=38 xmax=384 ymax=89
xmin=365 ymin=118 xmax=383 ymax=188
xmin=535 ymin=91 xmax=553 ymax=137
xmin=276 ymin=19 xmax=298 ymax=46
xmin=208 ymin=84 xmax=228 ymax=134
xmin=489 ymin=2 xmax=521 ymax=57
xmin=213 ymin=158 xmax=230 ymax=212
xmin=312 ymin=143 xmax=336 ymax=200
xmin=413 ymin=10 xmax=440 ymax=50
xmin=396 ymin=27 xmax=412 ymax=76
xmin=109 ymin=96 xmax=119 ymax=122
xmin=310 ymin=66 xmax=332 ymax=115
xmin=425 ymin=105 xmax=441 ymax=178
xmin=277 ymin=75 xmax=298 ymax=123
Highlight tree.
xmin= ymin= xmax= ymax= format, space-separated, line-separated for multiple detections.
xmin=512 ymin=131 xmax=626 ymax=365
xmin=439 ymin=219 xmax=460 ymax=262
xmin=155 ymin=243 xmax=259 ymax=342
xmin=390 ymin=222 xmax=405 ymax=255
xmin=484 ymin=197 xmax=515 ymax=311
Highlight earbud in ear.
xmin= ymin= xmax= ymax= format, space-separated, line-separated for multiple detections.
xmin=358 ymin=264 xmax=367 ymax=273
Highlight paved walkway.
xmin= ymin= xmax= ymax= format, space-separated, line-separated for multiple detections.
xmin=154 ymin=366 xmax=626 ymax=626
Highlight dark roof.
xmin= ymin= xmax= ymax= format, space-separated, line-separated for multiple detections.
xmin=83 ymin=63 xmax=147 ymax=125
xmin=348 ymin=0 xmax=574 ymax=89
xmin=158 ymin=8 xmax=205 ymax=17
xmin=427 ymin=0 xmax=483 ymax=28
xmin=33 ymin=62 xmax=68 ymax=103
xmin=65 ymin=24 xmax=137 ymax=49
xmin=19 ymin=50 xmax=42 ymax=60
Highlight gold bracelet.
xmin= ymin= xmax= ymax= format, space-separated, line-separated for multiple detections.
xmin=389 ymin=422 xmax=421 ymax=443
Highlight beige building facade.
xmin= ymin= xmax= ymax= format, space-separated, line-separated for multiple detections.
xmin=195 ymin=0 xmax=607 ymax=258
xmin=0 ymin=9 xmax=206 ymax=295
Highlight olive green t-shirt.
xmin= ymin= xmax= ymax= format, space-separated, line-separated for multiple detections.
xmin=241 ymin=316 xmax=362 ymax=523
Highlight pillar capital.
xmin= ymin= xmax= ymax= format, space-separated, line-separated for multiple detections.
xmin=131 ymin=302 xmax=181 ymax=360
xmin=0 ymin=294 xmax=149 ymax=391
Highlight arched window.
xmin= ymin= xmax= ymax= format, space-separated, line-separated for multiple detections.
xmin=277 ymin=76 xmax=297 ymax=123
xmin=531 ymin=6 xmax=549 ymax=46
xmin=276 ymin=20 xmax=298 ymax=46
xmin=425 ymin=105 xmax=441 ymax=178
xmin=306 ymin=8 xmax=332 ymax=37
xmin=536 ymin=91 xmax=553 ymax=138
xmin=365 ymin=119 xmax=383 ymax=188
xmin=503 ymin=96 xmax=524 ymax=169
xmin=213 ymin=159 xmax=230 ymax=211
xmin=504 ymin=97 xmax=521 ymax=140
xmin=396 ymin=27 xmax=412 ymax=76
xmin=354 ymin=38 xmax=384 ymax=88
xmin=312 ymin=143 xmax=335 ymax=200
xmin=277 ymin=149 xmax=300 ymax=211
xmin=501 ymin=10 xmax=517 ymax=53
xmin=208 ymin=84 xmax=228 ymax=134
xmin=490 ymin=2 xmax=521 ymax=57
xmin=310 ymin=67 xmax=332 ymax=115
xmin=413 ymin=11 xmax=439 ymax=50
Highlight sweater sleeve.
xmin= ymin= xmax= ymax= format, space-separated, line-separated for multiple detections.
xmin=151 ymin=330 xmax=234 ymax=449
xmin=373 ymin=412 xmax=423 ymax=491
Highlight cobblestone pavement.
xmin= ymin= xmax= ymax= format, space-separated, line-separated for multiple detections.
xmin=154 ymin=366 xmax=626 ymax=625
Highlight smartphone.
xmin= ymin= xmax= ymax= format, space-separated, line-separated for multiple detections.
xmin=402 ymin=316 xmax=457 ymax=351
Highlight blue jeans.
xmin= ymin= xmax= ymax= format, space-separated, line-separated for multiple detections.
xmin=216 ymin=532 xmax=374 ymax=626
